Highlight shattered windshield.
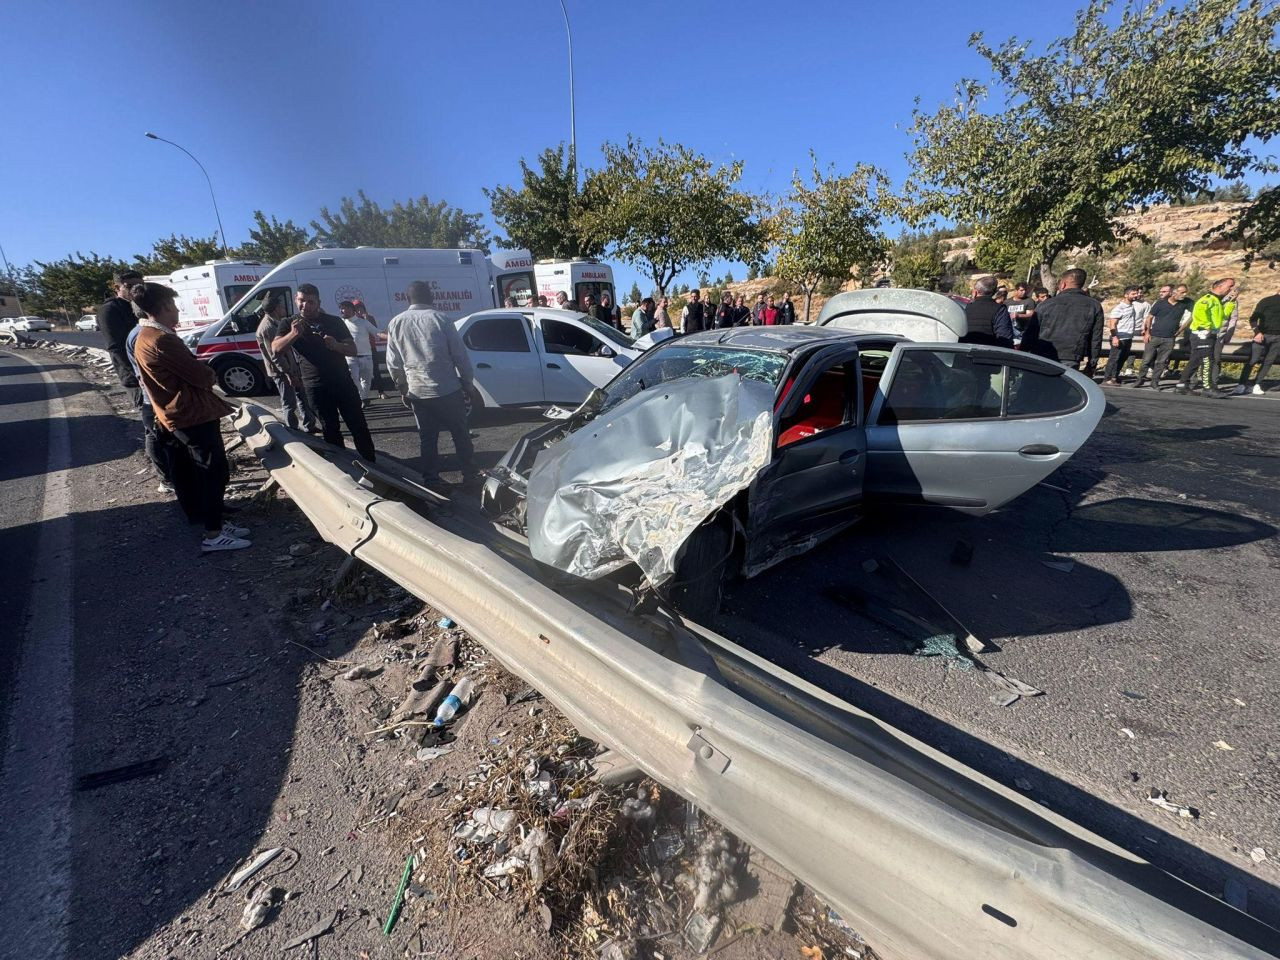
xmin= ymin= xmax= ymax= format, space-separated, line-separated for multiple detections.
xmin=602 ymin=344 xmax=787 ymax=410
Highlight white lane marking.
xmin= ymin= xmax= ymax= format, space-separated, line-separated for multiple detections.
xmin=0 ymin=352 xmax=74 ymax=960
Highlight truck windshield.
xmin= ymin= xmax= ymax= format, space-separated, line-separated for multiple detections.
xmin=227 ymin=285 xmax=294 ymax=333
xmin=601 ymin=344 xmax=787 ymax=410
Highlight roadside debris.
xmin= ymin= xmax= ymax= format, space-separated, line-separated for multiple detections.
xmin=281 ymin=910 xmax=338 ymax=951
xmin=382 ymin=854 xmax=415 ymax=936
xmin=240 ymin=884 xmax=284 ymax=931
xmin=1213 ymin=740 xmax=1235 ymax=751
xmin=225 ymin=848 xmax=285 ymax=892
xmin=1147 ymin=788 xmax=1199 ymax=819
xmin=288 ymin=542 xmax=313 ymax=558
xmin=1040 ymin=558 xmax=1076 ymax=573
xmin=1250 ymin=847 xmax=1268 ymax=864
xmin=342 ymin=663 xmax=381 ymax=681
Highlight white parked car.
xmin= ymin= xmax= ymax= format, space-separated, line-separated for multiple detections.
xmin=76 ymin=314 xmax=99 ymax=331
xmin=454 ymin=308 xmax=642 ymax=409
xmin=0 ymin=316 xmax=53 ymax=333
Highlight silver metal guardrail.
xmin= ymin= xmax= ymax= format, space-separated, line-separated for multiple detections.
xmin=231 ymin=401 xmax=1277 ymax=960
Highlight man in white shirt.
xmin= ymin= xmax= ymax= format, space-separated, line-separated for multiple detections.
xmin=1102 ymin=285 xmax=1144 ymax=385
xmin=338 ymin=299 xmax=378 ymax=406
xmin=386 ymin=281 xmax=479 ymax=487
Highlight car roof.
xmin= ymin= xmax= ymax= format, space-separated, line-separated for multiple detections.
xmin=462 ymin=307 xmax=591 ymax=322
xmin=676 ymin=325 xmax=902 ymax=353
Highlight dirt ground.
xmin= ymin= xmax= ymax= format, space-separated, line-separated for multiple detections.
xmin=15 ymin=339 xmax=872 ymax=960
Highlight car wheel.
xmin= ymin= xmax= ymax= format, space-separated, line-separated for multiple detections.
xmin=665 ymin=513 xmax=734 ymax=624
xmin=214 ymin=357 xmax=265 ymax=396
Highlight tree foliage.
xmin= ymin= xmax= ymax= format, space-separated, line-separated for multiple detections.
xmin=890 ymin=231 xmax=973 ymax=291
xmin=1123 ymin=241 xmax=1178 ymax=290
xmin=30 ymin=252 xmax=130 ymax=314
xmin=312 ymin=190 xmax=490 ymax=251
xmin=579 ymin=137 xmax=765 ymax=294
xmin=134 ymin=234 xmax=225 ymax=274
xmin=484 ymin=144 xmax=600 ymax=260
xmin=904 ymin=0 xmax=1280 ymax=284
xmin=240 ymin=212 xmax=311 ymax=262
xmin=774 ymin=155 xmax=890 ymax=322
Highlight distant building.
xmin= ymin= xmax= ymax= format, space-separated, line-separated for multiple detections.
xmin=0 ymin=292 xmax=22 ymax=319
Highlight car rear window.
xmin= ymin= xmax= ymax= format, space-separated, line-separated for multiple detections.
xmin=602 ymin=345 xmax=787 ymax=409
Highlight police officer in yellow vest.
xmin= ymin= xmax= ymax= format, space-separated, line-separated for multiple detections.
xmin=1175 ymin=277 xmax=1237 ymax=398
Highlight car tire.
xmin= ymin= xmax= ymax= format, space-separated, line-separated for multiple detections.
xmin=214 ymin=356 xmax=266 ymax=397
xmin=666 ymin=513 xmax=734 ymax=624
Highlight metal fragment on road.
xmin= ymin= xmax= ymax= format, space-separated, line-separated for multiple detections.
xmin=1147 ymin=789 xmax=1198 ymax=819
xmin=282 ymin=909 xmax=338 ymax=951
xmin=226 ymin=848 xmax=284 ymax=892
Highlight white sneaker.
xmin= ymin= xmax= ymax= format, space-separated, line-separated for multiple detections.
xmin=1232 ymin=385 xmax=1248 ymax=395
xmin=202 ymin=533 xmax=251 ymax=553
xmin=1253 ymin=384 xmax=1265 ymax=396
xmin=222 ymin=522 xmax=250 ymax=538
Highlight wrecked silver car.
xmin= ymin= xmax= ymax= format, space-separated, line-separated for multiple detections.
xmin=482 ymin=302 xmax=1105 ymax=620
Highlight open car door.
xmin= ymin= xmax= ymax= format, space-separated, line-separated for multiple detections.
xmin=863 ymin=344 xmax=1104 ymax=513
xmin=745 ymin=345 xmax=865 ymax=576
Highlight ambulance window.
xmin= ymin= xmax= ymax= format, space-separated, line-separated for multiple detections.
xmin=574 ymin=282 xmax=614 ymax=306
xmin=499 ymin=272 xmax=536 ymax=307
xmin=230 ymin=286 xmax=293 ymax=333
xmin=223 ymin=284 xmax=255 ymax=309
xmin=465 ymin=315 xmax=531 ymax=352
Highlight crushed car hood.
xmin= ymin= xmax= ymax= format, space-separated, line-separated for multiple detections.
xmin=525 ymin=374 xmax=775 ymax=586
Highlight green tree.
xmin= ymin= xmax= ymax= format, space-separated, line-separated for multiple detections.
xmin=1182 ymin=263 xmax=1210 ymax=298
xmin=697 ymin=270 xmax=710 ymax=287
xmin=889 ymin=232 xmax=949 ymax=290
xmin=904 ymin=0 xmax=1280 ymax=287
xmin=312 ymin=190 xmax=489 ymax=251
xmin=579 ymin=137 xmax=765 ymax=295
xmin=240 ymin=212 xmax=311 ymax=262
xmin=31 ymin=253 xmax=130 ymax=317
xmin=723 ymin=270 xmax=734 ymax=284
xmin=135 ymin=234 xmax=224 ymax=274
xmin=745 ymin=262 xmax=759 ymax=281
xmin=627 ymin=281 xmax=642 ymax=304
xmin=774 ymin=155 xmax=890 ymax=323
xmin=484 ymin=144 xmax=601 ymax=259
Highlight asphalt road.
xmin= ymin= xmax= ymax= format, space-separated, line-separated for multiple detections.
xmin=3 ymin=344 xmax=1278 ymax=947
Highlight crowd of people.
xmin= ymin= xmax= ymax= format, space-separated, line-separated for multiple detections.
xmin=101 ymin=274 xmax=484 ymax=554
xmin=961 ymin=270 xmax=1280 ymax=398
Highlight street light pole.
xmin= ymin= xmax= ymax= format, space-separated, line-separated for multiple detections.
xmin=144 ymin=132 xmax=231 ymax=259
xmin=556 ymin=0 xmax=577 ymax=194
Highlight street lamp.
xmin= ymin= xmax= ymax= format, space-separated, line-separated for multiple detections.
xmin=556 ymin=0 xmax=577 ymax=194
xmin=144 ymin=132 xmax=230 ymax=259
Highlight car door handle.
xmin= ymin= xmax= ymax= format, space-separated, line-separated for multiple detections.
xmin=838 ymin=450 xmax=864 ymax=464
xmin=1019 ymin=444 xmax=1059 ymax=456
xmin=476 ymin=362 xmax=492 ymax=369
xmin=546 ymin=363 xmax=561 ymax=369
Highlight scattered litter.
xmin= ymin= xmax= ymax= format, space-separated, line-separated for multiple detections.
xmin=436 ymin=617 xmax=455 ymax=629
xmin=225 ymin=847 xmax=289 ymax=892
xmin=683 ymin=911 xmax=722 ymax=954
xmin=538 ymin=902 xmax=553 ymax=932
xmin=424 ymin=780 xmax=447 ymax=798
xmin=483 ymin=856 xmax=527 ymax=878
xmin=1232 ymin=697 xmax=1246 ymax=707
xmin=1146 ymin=788 xmax=1198 ymax=819
xmin=510 ymin=687 xmax=542 ymax=704
xmin=431 ymin=677 xmax=474 ymax=726
xmin=382 ymin=854 xmax=415 ymax=936
xmin=1037 ymin=480 xmax=1070 ymax=493
xmin=1250 ymin=847 xmax=1268 ymax=864
xmin=1040 ymin=558 xmax=1075 ymax=573
xmin=282 ymin=909 xmax=338 ymax=951
xmin=342 ymin=663 xmax=381 ymax=681
xmin=652 ymin=826 xmax=685 ymax=862
xmin=1120 ymin=728 xmax=1136 ymax=739
xmin=288 ymin=542 xmax=313 ymax=557
xmin=325 ymin=868 xmax=349 ymax=892
xmin=240 ymin=885 xmax=284 ymax=931
xmin=76 ymin=756 xmax=169 ymax=791
xmin=981 ymin=670 xmax=1043 ymax=707
xmin=1213 ymin=741 xmax=1234 ymax=752
xmin=416 ymin=744 xmax=455 ymax=762
xmin=949 ymin=539 xmax=973 ymax=567
xmin=1120 ymin=690 xmax=1147 ymax=701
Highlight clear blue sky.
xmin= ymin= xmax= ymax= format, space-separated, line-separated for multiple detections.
xmin=2 ymin=0 xmax=1086 ymax=293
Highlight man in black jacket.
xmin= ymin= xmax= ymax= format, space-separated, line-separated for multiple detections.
xmin=778 ymin=291 xmax=798 ymax=325
xmin=961 ymin=275 xmax=1014 ymax=348
xmin=1025 ymin=268 xmax=1104 ymax=372
xmin=99 ymin=270 xmax=145 ymax=405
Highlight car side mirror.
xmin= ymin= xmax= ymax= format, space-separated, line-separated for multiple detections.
xmin=600 ymin=345 xmax=616 ymax=359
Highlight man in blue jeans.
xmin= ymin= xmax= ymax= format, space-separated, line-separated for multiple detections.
xmin=386 ymin=280 xmax=479 ymax=487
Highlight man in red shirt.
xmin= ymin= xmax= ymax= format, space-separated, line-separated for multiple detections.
xmin=760 ymin=294 xmax=780 ymax=325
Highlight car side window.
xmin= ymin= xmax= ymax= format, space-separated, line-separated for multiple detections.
xmin=880 ymin=349 xmax=1004 ymax=424
xmin=1005 ymin=367 xmax=1085 ymax=417
xmin=777 ymin=360 xmax=854 ymax=448
xmin=543 ymin=319 xmax=596 ymax=356
xmin=465 ymin=315 xmax=530 ymax=352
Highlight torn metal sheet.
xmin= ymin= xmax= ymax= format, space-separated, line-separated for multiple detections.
xmin=525 ymin=374 xmax=775 ymax=585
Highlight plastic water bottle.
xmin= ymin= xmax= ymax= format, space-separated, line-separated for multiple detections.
xmin=432 ymin=677 xmax=474 ymax=726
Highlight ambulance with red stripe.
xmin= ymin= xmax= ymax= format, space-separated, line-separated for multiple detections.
xmin=186 ymin=247 xmax=613 ymax=396
xmin=145 ymin=260 xmax=273 ymax=335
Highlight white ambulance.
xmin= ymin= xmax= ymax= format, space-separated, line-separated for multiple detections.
xmin=534 ymin=259 xmax=616 ymax=309
xmin=146 ymin=260 xmax=272 ymax=333
xmin=189 ymin=247 xmax=614 ymax=396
